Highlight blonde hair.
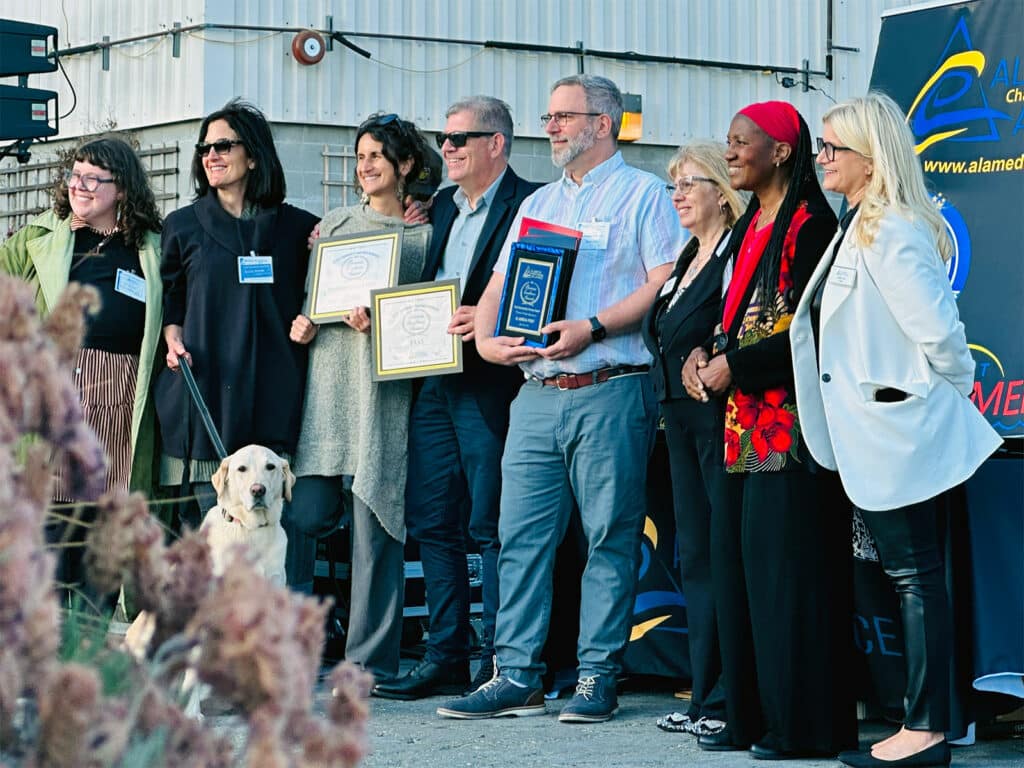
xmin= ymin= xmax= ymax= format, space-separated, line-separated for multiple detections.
xmin=666 ymin=141 xmax=746 ymax=226
xmin=823 ymin=92 xmax=951 ymax=261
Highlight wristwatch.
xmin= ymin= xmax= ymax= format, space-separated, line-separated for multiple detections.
xmin=589 ymin=316 xmax=607 ymax=342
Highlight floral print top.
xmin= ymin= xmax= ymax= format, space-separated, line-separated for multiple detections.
xmin=724 ymin=204 xmax=813 ymax=473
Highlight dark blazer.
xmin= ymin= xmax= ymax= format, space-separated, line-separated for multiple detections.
xmin=643 ymin=231 xmax=732 ymax=403
xmin=420 ymin=167 xmax=540 ymax=434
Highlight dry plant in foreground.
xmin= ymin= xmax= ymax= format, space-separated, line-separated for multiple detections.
xmin=0 ymin=276 xmax=371 ymax=767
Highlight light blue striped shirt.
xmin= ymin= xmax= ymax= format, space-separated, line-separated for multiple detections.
xmin=495 ymin=151 xmax=685 ymax=378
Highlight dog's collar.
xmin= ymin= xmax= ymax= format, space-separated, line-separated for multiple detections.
xmin=219 ymin=506 xmax=270 ymax=527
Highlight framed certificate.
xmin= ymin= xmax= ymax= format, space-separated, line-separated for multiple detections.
xmin=495 ymin=241 xmax=576 ymax=348
xmin=307 ymin=230 xmax=402 ymax=323
xmin=370 ymin=279 xmax=463 ymax=381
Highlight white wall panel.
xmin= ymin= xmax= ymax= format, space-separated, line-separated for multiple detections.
xmin=1 ymin=0 xmax=915 ymax=144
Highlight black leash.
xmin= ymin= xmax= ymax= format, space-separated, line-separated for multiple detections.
xmin=177 ymin=355 xmax=228 ymax=461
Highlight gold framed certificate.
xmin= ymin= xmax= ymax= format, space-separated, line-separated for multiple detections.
xmin=307 ymin=229 xmax=402 ymax=323
xmin=370 ymin=279 xmax=463 ymax=381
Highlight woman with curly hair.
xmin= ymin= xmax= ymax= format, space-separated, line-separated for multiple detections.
xmin=0 ymin=135 xmax=164 ymax=603
xmin=287 ymin=112 xmax=433 ymax=681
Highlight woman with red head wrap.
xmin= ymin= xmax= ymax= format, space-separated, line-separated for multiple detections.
xmin=682 ymin=101 xmax=856 ymax=758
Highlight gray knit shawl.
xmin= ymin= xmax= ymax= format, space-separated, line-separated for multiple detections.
xmin=293 ymin=204 xmax=431 ymax=542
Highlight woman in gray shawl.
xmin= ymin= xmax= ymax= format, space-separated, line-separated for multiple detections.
xmin=288 ymin=113 xmax=432 ymax=681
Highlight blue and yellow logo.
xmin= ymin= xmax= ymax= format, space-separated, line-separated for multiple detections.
xmin=907 ymin=16 xmax=1015 ymax=155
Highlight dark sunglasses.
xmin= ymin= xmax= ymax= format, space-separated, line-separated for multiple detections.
xmin=195 ymin=138 xmax=245 ymax=156
xmin=435 ymin=131 xmax=495 ymax=149
xmin=361 ymin=113 xmax=400 ymax=130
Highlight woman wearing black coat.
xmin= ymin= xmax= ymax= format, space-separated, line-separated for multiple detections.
xmin=642 ymin=141 xmax=745 ymax=738
xmin=156 ymin=100 xmax=318 ymax=525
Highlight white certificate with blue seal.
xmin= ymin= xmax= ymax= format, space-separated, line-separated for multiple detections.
xmin=370 ymin=279 xmax=463 ymax=381
xmin=307 ymin=229 xmax=402 ymax=323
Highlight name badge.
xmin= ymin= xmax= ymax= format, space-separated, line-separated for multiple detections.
xmin=659 ymin=276 xmax=678 ymax=297
xmin=114 ymin=268 xmax=146 ymax=303
xmin=578 ymin=221 xmax=610 ymax=250
xmin=238 ymin=253 xmax=274 ymax=284
xmin=829 ymin=265 xmax=857 ymax=288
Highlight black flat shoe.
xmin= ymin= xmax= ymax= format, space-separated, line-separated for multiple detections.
xmin=838 ymin=741 xmax=951 ymax=768
xmin=371 ymin=658 xmax=470 ymax=701
xmin=697 ymin=728 xmax=749 ymax=752
xmin=750 ymin=737 xmax=836 ymax=761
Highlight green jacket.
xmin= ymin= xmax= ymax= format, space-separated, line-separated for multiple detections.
xmin=0 ymin=209 xmax=163 ymax=495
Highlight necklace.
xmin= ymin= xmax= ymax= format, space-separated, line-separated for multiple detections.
xmin=758 ymin=203 xmax=780 ymax=226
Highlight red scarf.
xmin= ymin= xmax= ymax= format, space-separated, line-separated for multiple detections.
xmin=721 ymin=211 xmax=773 ymax=331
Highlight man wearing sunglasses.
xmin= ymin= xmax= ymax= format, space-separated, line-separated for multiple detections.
xmin=439 ymin=75 xmax=684 ymax=724
xmin=373 ymin=96 xmax=539 ymax=702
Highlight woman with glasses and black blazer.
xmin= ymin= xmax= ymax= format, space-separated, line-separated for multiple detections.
xmin=156 ymin=99 xmax=319 ymax=526
xmin=638 ymin=143 xmax=745 ymax=741
xmin=286 ymin=113 xmax=433 ymax=683
xmin=642 ymin=141 xmax=745 ymax=739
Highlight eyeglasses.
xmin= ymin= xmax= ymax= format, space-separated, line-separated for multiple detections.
xmin=816 ymin=138 xmax=856 ymax=162
xmin=665 ymin=175 xmax=716 ymax=195
xmin=540 ymin=111 xmax=602 ymax=127
xmin=195 ymin=139 xmax=245 ymax=156
xmin=435 ymin=131 xmax=495 ymax=149
xmin=65 ymin=170 xmax=115 ymax=192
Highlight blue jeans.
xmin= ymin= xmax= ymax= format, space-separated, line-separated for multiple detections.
xmin=494 ymin=375 xmax=657 ymax=689
xmin=406 ymin=377 xmax=505 ymax=664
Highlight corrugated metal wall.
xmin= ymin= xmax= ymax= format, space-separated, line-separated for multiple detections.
xmin=3 ymin=0 xmax=917 ymax=144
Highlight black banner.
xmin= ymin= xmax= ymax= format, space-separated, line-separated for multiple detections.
xmin=870 ymin=0 xmax=1024 ymax=438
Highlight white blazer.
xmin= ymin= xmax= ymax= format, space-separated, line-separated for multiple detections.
xmin=790 ymin=209 xmax=1001 ymax=511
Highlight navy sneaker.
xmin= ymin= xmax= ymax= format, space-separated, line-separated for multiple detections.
xmin=557 ymin=674 xmax=618 ymax=723
xmin=436 ymin=674 xmax=545 ymax=720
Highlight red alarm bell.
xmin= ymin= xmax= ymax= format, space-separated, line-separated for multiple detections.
xmin=292 ymin=30 xmax=326 ymax=65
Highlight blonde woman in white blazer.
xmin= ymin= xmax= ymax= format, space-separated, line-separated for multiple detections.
xmin=790 ymin=93 xmax=1001 ymax=768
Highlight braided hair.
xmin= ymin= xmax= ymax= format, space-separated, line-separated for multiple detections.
xmin=729 ymin=111 xmax=831 ymax=318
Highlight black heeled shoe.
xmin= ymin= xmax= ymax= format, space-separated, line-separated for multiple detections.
xmin=838 ymin=741 xmax=951 ymax=768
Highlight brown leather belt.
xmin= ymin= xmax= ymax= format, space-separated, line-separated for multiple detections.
xmin=540 ymin=365 xmax=649 ymax=390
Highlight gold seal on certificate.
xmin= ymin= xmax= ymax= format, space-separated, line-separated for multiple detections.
xmin=307 ymin=230 xmax=402 ymax=323
xmin=370 ymin=279 xmax=463 ymax=381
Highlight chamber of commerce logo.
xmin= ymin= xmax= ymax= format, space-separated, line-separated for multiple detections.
xmin=906 ymin=15 xmax=1015 ymax=155
xmin=969 ymin=344 xmax=1024 ymax=433
xmin=934 ymin=194 xmax=971 ymax=296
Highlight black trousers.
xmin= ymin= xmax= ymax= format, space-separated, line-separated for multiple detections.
xmin=47 ymin=502 xmax=116 ymax=615
xmin=713 ymin=466 xmax=857 ymax=752
xmin=661 ymin=398 xmax=739 ymax=720
xmin=858 ymin=490 xmax=955 ymax=732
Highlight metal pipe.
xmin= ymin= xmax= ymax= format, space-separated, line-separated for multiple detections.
xmin=52 ymin=21 xmax=835 ymax=80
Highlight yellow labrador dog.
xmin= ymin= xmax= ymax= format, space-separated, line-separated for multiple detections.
xmin=125 ymin=444 xmax=295 ymax=716
xmin=201 ymin=443 xmax=295 ymax=585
